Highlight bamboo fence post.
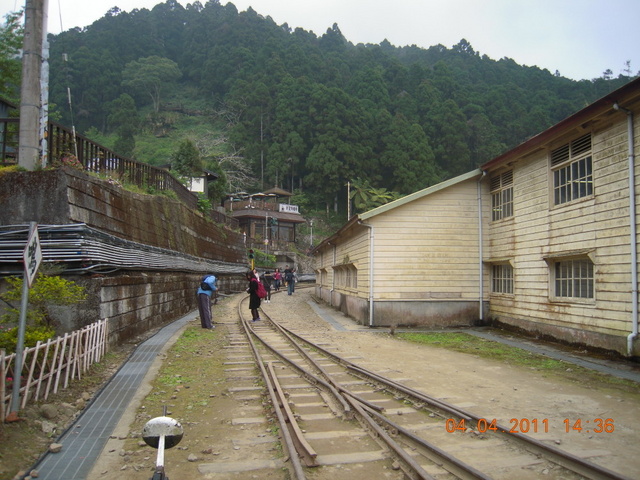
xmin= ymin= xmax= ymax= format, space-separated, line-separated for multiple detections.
xmin=3 ymin=352 xmax=15 ymax=417
xmin=73 ymin=330 xmax=81 ymax=381
xmin=91 ymin=322 xmax=98 ymax=364
xmin=21 ymin=340 xmax=41 ymax=409
xmin=14 ymin=347 xmax=28 ymax=410
xmin=53 ymin=333 xmax=69 ymax=395
xmin=100 ymin=319 xmax=108 ymax=358
xmin=84 ymin=324 xmax=92 ymax=372
xmin=1 ymin=349 xmax=5 ymax=422
xmin=64 ymin=331 xmax=76 ymax=387
xmin=44 ymin=337 xmax=61 ymax=401
xmin=34 ymin=338 xmax=52 ymax=402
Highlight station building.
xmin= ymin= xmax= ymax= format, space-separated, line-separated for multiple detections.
xmin=312 ymin=76 xmax=640 ymax=357
xmin=225 ymin=187 xmax=308 ymax=266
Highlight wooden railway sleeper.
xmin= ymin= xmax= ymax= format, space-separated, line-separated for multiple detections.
xmin=237 ymin=302 xmax=307 ymax=480
xmin=359 ymin=402 xmax=491 ymax=480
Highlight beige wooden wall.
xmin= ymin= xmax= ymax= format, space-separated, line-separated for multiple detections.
xmin=368 ymin=178 xmax=487 ymax=301
xmin=487 ymin=112 xmax=639 ymax=350
xmin=316 ymin=174 xmax=491 ymax=304
xmin=315 ymin=224 xmax=369 ymax=294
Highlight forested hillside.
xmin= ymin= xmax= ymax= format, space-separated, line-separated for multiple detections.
xmin=46 ymin=0 xmax=635 ymax=213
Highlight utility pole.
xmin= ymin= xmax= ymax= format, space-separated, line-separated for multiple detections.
xmin=18 ymin=0 xmax=48 ymax=170
xmin=260 ymin=113 xmax=264 ymax=190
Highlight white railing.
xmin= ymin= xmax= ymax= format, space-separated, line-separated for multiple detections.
xmin=1 ymin=319 xmax=108 ymax=421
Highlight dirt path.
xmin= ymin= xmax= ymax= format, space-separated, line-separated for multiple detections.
xmin=84 ymin=288 xmax=640 ymax=479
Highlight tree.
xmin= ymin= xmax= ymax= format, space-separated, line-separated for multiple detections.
xmin=122 ymin=56 xmax=181 ymax=113
xmin=380 ymin=116 xmax=440 ymax=193
xmin=0 ymin=10 xmax=23 ymax=102
xmin=107 ymin=93 xmax=140 ymax=157
xmin=171 ymin=139 xmax=202 ymax=177
xmin=349 ymin=177 xmax=401 ymax=214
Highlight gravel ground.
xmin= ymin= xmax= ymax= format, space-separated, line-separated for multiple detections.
xmin=79 ymin=286 xmax=640 ymax=479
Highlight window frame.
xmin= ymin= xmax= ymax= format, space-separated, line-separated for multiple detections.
xmin=546 ymin=255 xmax=595 ymax=303
xmin=490 ymin=170 xmax=514 ymax=222
xmin=332 ymin=263 xmax=358 ymax=290
xmin=550 ymin=133 xmax=594 ymax=207
xmin=491 ymin=262 xmax=514 ymax=295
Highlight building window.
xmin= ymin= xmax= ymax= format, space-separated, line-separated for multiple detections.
xmin=551 ymin=134 xmax=593 ymax=206
xmin=553 ymin=258 xmax=594 ymax=299
xmin=490 ymin=170 xmax=513 ymax=221
xmin=491 ymin=263 xmax=513 ymax=294
xmin=334 ymin=264 xmax=357 ymax=289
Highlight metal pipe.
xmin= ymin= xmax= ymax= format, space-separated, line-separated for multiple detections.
xmin=614 ymin=102 xmax=638 ymax=357
xmin=358 ymin=221 xmax=375 ymax=327
xmin=0 ymin=223 xmax=246 ymax=276
xmin=477 ymin=170 xmax=487 ymax=322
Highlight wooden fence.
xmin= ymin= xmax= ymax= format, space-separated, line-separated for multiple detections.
xmin=1 ymin=319 xmax=108 ymax=421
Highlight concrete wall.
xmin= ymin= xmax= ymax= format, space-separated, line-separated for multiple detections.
xmin=0 ymin=167 xmax=248 ymax=346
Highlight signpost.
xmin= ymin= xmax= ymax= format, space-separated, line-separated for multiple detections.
xmin=6 ymin=222 xmax=41 ymax=422
xmin=24 ymin=222 xmax=42 ymax=287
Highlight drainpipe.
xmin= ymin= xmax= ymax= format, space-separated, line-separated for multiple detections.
xmin=477 ymin=170 xmax=487 ymax=322
xmin=358 ymin=221 xmax=375 ymax=327
xmin=614 ymin=102 xmax=638 ymax=357
xmin=329 ymin=242 xmax=336 ymax=307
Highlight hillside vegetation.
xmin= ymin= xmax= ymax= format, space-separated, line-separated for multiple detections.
xmin=40 ymin=0 xmax=636 ymax=215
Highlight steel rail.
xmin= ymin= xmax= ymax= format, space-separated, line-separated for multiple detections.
xmin=267 ymin=312 xmax=386 ymax=415
xmin=236 ymin=296 xmax=307 ymax=480
xmin=279 ymin=324 xmax=631 ymax=480
xmin=265 ymin=361 xmax=318 ymax=467
xmin=243 ymin=315 xmax=354 ymax=417
xmin=251 ymin=309 xmax=449 ymax=479
xmin=358 ymin=402 xmax=491 ymax=480
xmin=346 ymin=367 xmax=631 ymax=480
xmin=280 ymin=321 xmax=474 ymax=421
xmin=340 ymin=390 xmax=436 ymax=480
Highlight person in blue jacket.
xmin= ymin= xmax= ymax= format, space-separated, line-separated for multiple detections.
xmin=197 ymin=274 xmax=217 ymax=329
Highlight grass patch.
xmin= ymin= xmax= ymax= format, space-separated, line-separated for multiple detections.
xmin=397 ymin=332 xmax=565 ymax=370
xmin=395 ymin=331 xmax=640 ymax=392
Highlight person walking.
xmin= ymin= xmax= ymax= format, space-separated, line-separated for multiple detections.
xmin=284 ymin=265 xmax=295 ymax=296
xmin=246 ymin=270 xmax=261 ymax=321
xmin=273 ymin=268 xmax=282 ymax=292
xmin=262 ymin=270 xmax=274 ymax=303
xmin=197 ymin=274 xmax=217 ymax=329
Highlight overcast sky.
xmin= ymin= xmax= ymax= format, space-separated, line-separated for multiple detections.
xmin=2 ymin=0 xmax=639 ymax=81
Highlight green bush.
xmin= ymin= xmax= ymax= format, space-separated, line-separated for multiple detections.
xmin=254 ymin=249 xmax=276 ymax=268
xmin=0 ymin=324 xmax=56 ymax=354
xmin=0 ymin=274 xmax=87 ymax=352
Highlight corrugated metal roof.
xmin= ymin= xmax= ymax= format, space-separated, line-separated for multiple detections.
xmin=230 ymin=209 xmax=306 ymax=223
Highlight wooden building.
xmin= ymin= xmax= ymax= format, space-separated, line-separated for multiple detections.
xmin=313 ymin=77 xmax=640 ymax=356
xmin=483 ymin=77 xmax=640 ymax=356
xmin=225 ymin=187 xmax=307 ymax=253
xmin=313 ymin=169 xmax=488 ymax=328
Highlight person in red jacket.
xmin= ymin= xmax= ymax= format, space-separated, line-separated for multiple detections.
xmin=246 ymin=270 xmax=261 ymax=322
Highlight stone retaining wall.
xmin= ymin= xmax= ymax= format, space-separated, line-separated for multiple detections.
xmin=0 ymin=167 xmax=248 ymax=345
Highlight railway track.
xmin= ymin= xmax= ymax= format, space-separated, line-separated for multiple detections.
xmin=207 ymin=289 xmax=631 ymax=480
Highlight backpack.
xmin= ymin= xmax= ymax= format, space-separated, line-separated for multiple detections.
xmin=255 ymin=281 xmax=268 ymax=299
xmin=200 ymin=275 xmax=214 ymax=291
